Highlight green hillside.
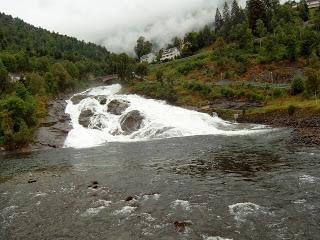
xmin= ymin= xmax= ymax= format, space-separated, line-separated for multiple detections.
xmin=0 ymin=12 xmax=136 ymax=149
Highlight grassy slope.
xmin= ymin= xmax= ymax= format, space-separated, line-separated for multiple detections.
xmin=129 ymin=45 xmax=319 ymax=121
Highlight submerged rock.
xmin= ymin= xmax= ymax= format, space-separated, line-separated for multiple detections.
xmin=90 ymin=114 xmax=108 ymax=130
xmin=120 ymin=110 xmax=144 ymax=135
xmin=79 ymin=109 xmax=94 ymax=128
xmin=107 ymin=99 xmax=129 ymax=115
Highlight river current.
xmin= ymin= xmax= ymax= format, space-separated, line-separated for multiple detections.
xmin=0 ymin=85 xmax=320 ymax=240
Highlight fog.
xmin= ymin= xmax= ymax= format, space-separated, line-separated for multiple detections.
xmin=0 ymin=0 xmax=243 ymax=54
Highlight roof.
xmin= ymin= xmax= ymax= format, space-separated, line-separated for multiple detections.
xmin=163 ymin=47 xmax=179 ymax=54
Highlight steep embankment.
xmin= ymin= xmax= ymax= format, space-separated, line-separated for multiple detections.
xmin=129 ymin=48 xmax=320 ymax=145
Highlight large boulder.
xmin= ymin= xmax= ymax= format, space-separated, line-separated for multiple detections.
xmin=78 ymin=109 xmax=94 ymax=128
xmin=120 ymin=110 xmax=144 ymax=134
xmin=107 ymin=99 xmax=129 ymax=115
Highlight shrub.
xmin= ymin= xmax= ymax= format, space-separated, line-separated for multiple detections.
xmin=177 ymin=60 xmax=205 ymax=75
xmin=291 ymin=75 xmax=305 ymax=95
xmin=221 ymin=87 xmax=235 ymax=98
xmin=273 ymin=88 xmax=284 ymax=98
xmin=288 ymin=105 xmax=296 ymax=116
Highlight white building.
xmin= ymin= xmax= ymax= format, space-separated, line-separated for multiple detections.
xmin=140 ymin=53 xmax=156 ymax=64
xmin=160 ymin=47 xmax=181 ymax=62
xmin=307 ymin=0 xmax=320 ymax=8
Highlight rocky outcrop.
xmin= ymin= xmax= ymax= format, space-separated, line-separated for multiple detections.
xmin=70 ymin=94 xmax=88 ymax=105
xmin=78 ymin=109 xmax=94 ymax=128
xmin=33 ymin=99 xmax=72 ymax=149
xmin=107 ymin=99 xmax=129 ymax=115
xmin=120 ymin=110 xmax=144 ymax=134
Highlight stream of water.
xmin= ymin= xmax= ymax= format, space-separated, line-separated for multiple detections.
xmin=0 ymin=85 xmax=319 ymax=240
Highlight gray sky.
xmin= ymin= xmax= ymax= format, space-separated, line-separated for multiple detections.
xmin=0 ymin=0 xmax=239 ymax=54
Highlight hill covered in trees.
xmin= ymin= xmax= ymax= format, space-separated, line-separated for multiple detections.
xmin=128 ymin=0 xmax=320 ymax=144
xmin=0 ymin=12 xmax=136 ymax=149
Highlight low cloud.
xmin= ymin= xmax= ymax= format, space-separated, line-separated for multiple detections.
xmin=0 ymin=0 xmax=239 ymax=54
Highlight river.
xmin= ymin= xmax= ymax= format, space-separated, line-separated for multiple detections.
xmin=1 ymin=85 xmax=320 ymax=240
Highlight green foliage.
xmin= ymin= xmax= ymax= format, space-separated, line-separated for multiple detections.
xmin=221 ymin=87 xmax=235 ymax=98
xmin=26 ymin=72 xmax=46 ymax=96
xmin=183 ymin=81 xmax=212 ymax=95
xmin=291 ymin=75 xmax=305 ymax=95
xmin=0 ymin=60 xmax=9 ymax=93
xmin=134 ymin=36 xmax=153 ymax=59
xmin=305 ymin=68 xmax=320 ymax=95
xmin=178 ymin=60 xmax=205 ymax=75
xmin=247 ymin=0 xmax=267 ymax=34
xmin=288 ymin=105 xmax=296 ymax=116
xmin=133 ymin=81 xmax=177 ymax=103
xmin=135 ymin=63 xmax=149 ymax=77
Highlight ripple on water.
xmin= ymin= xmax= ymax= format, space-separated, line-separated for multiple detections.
xmin=299 ymin=174 xmax=318 ymax=184
xmin=202 ymin=236 xmax=233 ymax=240
xmin=171 ymin=200 xmax=191 ymax=211
xmin=81 ymin=206 xmax=106 ymax=217
xmin=228 ymin=202 xmax=270 ymax=223
xmin=113 ymin=206 xmax=136 ymax=216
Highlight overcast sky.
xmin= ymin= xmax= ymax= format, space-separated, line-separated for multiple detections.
xmin=0 ymin=0 xmax=242 ymax=54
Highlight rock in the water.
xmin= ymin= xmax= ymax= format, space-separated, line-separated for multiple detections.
xmin=90 ymin=114 xmax=108 ymax=130
xmin=79 ymin=109 xmax=94 ymax=128
xmin=93 ymin=95 xmax=108 ymax=105
xmin=120 ymin=110 xmax=144 ymax=134
xmin=70 ymin=94 xmax=88 ymax=105
xmin=107 ymin=99 xmax=129 ymax=115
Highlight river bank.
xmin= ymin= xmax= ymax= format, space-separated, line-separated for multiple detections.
xmin=28 ymin=83 xmax=319 ymax=152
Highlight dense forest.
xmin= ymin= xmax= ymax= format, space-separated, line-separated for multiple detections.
xmin=0 ymin=12 xmax=137 ymax=149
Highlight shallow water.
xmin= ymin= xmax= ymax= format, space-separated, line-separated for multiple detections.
xmin=1 ymin=132 xmax=320 ymax=240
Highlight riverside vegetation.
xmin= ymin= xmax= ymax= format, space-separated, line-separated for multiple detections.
xmin=1 ymin=0 xmax=320 ymax=150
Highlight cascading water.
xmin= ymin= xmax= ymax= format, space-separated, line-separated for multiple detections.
xmin=64 ymin=84 xmax=268 ymax=148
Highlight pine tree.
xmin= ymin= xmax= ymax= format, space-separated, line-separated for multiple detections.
xmin=231 ymin=0 xmax=241 ymax=24
xmin=214 ymin=8 xmax=223 ymax=31
xmin=222 ymin=1 xmax=232 ymax=35
xmin=223 ymin=1 xmax=231 ymax=23
xmin=298 ymin=0 xmax=310 ymax=22
xmin=247 ymin=0 xmax=267 ymax=35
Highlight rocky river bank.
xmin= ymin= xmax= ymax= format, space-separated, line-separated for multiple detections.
xmin=31 ymin=84 xmax=320 ymax=151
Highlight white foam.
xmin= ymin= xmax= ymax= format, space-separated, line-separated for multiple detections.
xmin=81 ymin=206 xmax=106 ymax=217
xmin=299 ymin=175 xmax=318 ymax=184
xmin=142 ymin=193 xmax=161 ymax=201
xmin=64 ymin=84 xmax=270 ymax=148
xmin=171 ymin=200 xmax=191 ymax=211
xmin=228 ymin=202 xmax=268 ymax=222
xmin=113 ymin=206 xmax=136 ymax=216
xmin=203 ymin=236 xmax=233 ymax=240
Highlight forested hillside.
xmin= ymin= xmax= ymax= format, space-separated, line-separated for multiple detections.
xmin=0 ymin=12 xmax=136 ymax=149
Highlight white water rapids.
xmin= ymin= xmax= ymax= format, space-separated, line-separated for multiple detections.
xmin=64 ymin=84 xmax=269 ymax=148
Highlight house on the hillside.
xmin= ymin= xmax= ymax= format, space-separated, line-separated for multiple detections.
xmin=140 ymin=53 xmax=156 ymax=64
xmin=160 ymin=47 xmax=181 ymax=62
xmin=293 ymin=0 xmax=320 ymax=8
xmin=307 ymin=0 xmax=320 ymax=8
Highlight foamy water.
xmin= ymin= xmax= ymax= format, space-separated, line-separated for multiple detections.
xmin=64 ymin=84 xmax=269 ymax=148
